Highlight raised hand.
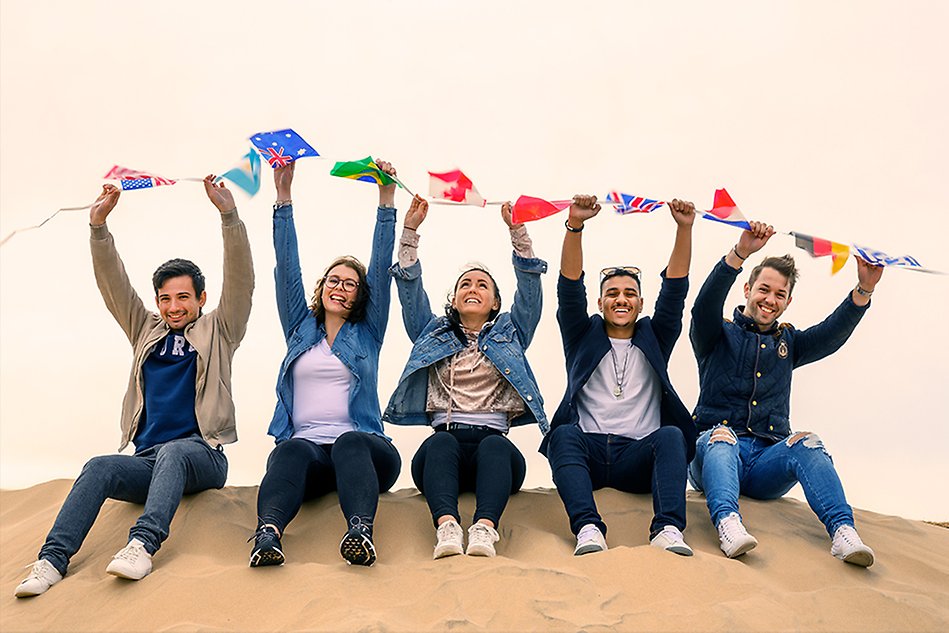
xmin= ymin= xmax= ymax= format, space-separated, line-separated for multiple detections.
xmin=568 ymin=194 xmax=600 ymax=229
xmin=668 ymin=199 xmax=696 ymax=227
xmin=376 ymin=159 xmax=397 ymax=207
xmin=735 ymin=220 xmax=775 ymax=259
xmin=403 ymin=194 xmax=429 ymax=231
xmin=274 ymin=162 xmax=295 ymax=201
xmin=204 ymin=174 xmax=236 ymax=214
xmin=855 ymin=256 xmax=884 ymax=292
xmin=90 ymin=184 xmax=121 ymax=225
xmin=501 ymin=201 xmax=521 ymax=229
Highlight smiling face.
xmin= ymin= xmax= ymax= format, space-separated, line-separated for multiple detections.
xmin=451 ymin=269 xmax=500 ymax=327
xmin=320 ymin=263 xmax=361 ymax=320
xmin=155 ymin=275 xmax=206 ymax=330
xmin=598 ymin=274 xmax=643 ymax=336
xmin=743 ymin=266 xmax=793 ymax=330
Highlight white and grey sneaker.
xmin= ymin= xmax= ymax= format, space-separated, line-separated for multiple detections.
xmin=433 ymin=519 xmax=465 ymax=559
xmin=14 ymin=559 xmax=63 ymax=598
xmin=106 ymin=538 xmax=153 ymax=580
xmin=574 ymin=524 xmax=607 ymax=556
xmin=831 ymin=525 xmax=874 ymax=567
xmin=650 ymin=525 xmax=694 ymax=556
xmin=717 ymin=512 xmax=758 ymax=558
xmin=465 ymin=523 xmax=499 ymax=557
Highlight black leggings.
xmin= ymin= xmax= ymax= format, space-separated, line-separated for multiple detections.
xmin=256 ymin=431 xmax=401 ymax=533
xmin=411 ymin=428 xmax=526 ymax=528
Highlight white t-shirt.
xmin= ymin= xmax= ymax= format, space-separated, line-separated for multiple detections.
xmin=576 ymin=337 xmax=662 ymax=440
xmin=290 ymin=339 xmax=356 ymax=445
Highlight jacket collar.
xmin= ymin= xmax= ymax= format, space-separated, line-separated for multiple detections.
xmin=732 ymin=305 xmax=779 ymax=335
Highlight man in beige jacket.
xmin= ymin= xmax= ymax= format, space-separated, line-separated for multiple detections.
xmin=15 ymin=175 xmax=254 ymax=598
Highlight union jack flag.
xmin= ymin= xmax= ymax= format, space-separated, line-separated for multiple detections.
xmin=606 ymin=191 xmax=665 ymax=214
xmin=261 ymin=146 xmax=293 ymax=168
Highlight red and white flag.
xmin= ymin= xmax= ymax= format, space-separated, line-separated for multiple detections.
xmin=103 ymin=165 xmax=176 ymax=186
xmin=428 ymin=169 xmax=485 ymax=206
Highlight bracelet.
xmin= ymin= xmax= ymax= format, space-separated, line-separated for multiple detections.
xmin=854 ymin=285 xmax=874 ymax=297
xmin=565 ymin=219 xmax=584 ymax=233
xmin=274 ymin=199 xmax=292 ymax=210
xmin=732 ymin=244 xmax=747 ymax=261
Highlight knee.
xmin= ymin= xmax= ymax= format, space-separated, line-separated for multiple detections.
xmin=479 ymin=434 xmax=514 ymax=455
xmin=77 ymin=455 xmax=120 ymax=486
xmin=548 ymin=424 xmax=583 ymax=452
xmin=785 ymin=431 xmax=833 ymax=461
xmin=706 ymin=425 xmax=738 ymax=449
xmin=425 ymin=431 xmax=461 ymax=454
xmin=331 ymin=431 xmax=369 ymax=458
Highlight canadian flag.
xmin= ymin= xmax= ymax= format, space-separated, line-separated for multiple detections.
xmin=428 ymin=169 xmax=485 ymax=206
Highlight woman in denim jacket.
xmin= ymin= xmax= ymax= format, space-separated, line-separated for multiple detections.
xmin=384 ymin=196 xmax=548 ymax=559
xmin=249 ymin=161 xmax=401 ymax=568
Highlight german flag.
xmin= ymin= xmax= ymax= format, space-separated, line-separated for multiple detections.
xmin=791 ymin=232 xmax=851 ymax=275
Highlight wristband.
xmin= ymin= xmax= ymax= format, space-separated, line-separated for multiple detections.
xmin=565 ymin=219 xmax=584 ymax=233
xmin=274 ymin=199 xmax=292 ymax=210
xmin=732 ymin=244 xmax=747 ymax=261
xmin=855 ymin=285 xmax=874 ymax=297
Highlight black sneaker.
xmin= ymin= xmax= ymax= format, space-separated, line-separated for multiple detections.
xmin=248 ymin=525 xmax=285 ymax=567
xmin=339 ymin=517 xmax=376 ymax=567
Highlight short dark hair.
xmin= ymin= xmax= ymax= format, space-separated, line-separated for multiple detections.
xmin=749 ymin=254 xmax=799 ymax=294
xmin=599 ymin=270 xmax=642 ymax=295
xmin=310 ymin=256 xmax=369 ymax=323
xmin=152 ymin=259 xmax=205 ymax=296
xmin=444 ymin=266 xmax=502 ymax=325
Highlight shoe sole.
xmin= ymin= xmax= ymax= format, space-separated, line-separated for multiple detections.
xmin=433 ymin=544 xmax=464 ymax=559
xmin=250 ymin=547 xmax=286 ymax=567
xmin=722 ymin=537 xmax=758 ymax=559
xmin=465 ymin=545 xmax=496 ymax=557
xmin=840 ymin=549 xmax=874 ymax=567
xmin=106 ymin=565 xmax=151 ymax=581
xmin=664 ymin=545 xmax=694 ymax=557
xmin=574 ymin=543 xmax=605 ymax=556
xmin=14 ymin=585 xmax=48 ymax=598
xmin=340 ymin=530 xmax=376 ymax=567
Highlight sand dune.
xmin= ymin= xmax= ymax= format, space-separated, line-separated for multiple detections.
xmin=2 ymin=480 xmax=947 ymax=632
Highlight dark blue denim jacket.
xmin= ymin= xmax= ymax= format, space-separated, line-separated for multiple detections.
xmin=383 ymin=252 xmax=549 ymax=433
xmin=543 ymin=270 xmax=695 ymax=460
xmin=690 ymin=257 xmax=869 ymax=443
xmin=267 ymin=204 xmax=396 ymax=442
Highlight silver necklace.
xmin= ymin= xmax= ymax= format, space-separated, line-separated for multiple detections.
xmin=609 ymin=341 xmax=633 ymax=398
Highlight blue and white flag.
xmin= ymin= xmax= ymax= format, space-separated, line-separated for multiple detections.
xmin=250 ymin=129 xmax=319 ymax=169
xmin=218 ymin=148 xmax=262 ymax=196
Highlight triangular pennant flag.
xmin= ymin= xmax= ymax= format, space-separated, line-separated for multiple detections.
xmin=703 ymin=188 xmax=751 ymax=229
xmin=218 ymin=148 xmax=262 ymax=196
xmin=512 ymin=195 xmax=571 ymax=224
xmin=792 ymin=232 xmax=851 ymax=275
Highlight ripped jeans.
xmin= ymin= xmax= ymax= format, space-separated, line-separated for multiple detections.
xmin=687 ymin=426 xmax=854 ymax=537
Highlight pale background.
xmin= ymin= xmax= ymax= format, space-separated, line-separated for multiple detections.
xmin=1 ymin=1 xmax=946 ymax=522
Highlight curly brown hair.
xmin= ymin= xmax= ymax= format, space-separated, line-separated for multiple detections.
xmin=310 ymin=256 xmax=370 ymax=323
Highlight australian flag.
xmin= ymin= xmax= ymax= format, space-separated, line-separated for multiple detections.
xmin=250 ymin=129 xmax=319 ymax=169
xmin=606 ymin=191 xmax=666 ymax=214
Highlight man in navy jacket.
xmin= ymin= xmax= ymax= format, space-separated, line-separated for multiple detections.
xmin=543 ymin=194 xmax=697 ymax=556
xmin=688 ymin=220 xmax=883 ymax=566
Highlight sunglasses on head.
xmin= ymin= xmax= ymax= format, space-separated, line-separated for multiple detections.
xmin=599 ymin=266 xmax=642 ymax=284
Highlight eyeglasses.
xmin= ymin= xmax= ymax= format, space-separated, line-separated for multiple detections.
xmin=324 ymin=275 xmax=359 ymax=292
xmin=599 ymin=266 xmax=641 ymax=283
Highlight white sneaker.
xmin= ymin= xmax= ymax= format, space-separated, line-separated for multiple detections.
xmin=14 ymin=559 xmax=63 ymax=598
xmin=465 ymin=523 xmax=499 ymax=557
xmin=433 ymin=519 xmax=465 ymax=559
xmin=574 ymin=524 xmax=607 ymax=556
xmin=831 ymin=525 xmax=874 ymax=567
xmin=650 ymin=526 xmax=694 ymax=556
xmin=717 ymin=512 xmax=758 ymax=558
xmin=106 ymin=538 xmax=153 ymax=580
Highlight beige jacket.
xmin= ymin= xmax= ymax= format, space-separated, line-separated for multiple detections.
xmin=90 ymin=209 xmax=254 ymax=451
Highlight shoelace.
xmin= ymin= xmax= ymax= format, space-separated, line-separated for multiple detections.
xmin=247 ymin=524 xmax=280 ymax=544
xmin=114 ymin=543 xmax=143 ymax=562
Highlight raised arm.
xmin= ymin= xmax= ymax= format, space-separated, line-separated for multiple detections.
xmin=390 ymin=194 xmax=436 ymax=342
xmin=203 ymin=175 xmax=254 ymax=344
xmin=690 ymin=221 xmax=774 ymax=359
xmin=560 ymin=194 xmax=601 ymax=281
xmin=363 ymin=159 xmax=398 ymax=344
xmin=650 ymin=199 xmax=696 ymax=357
xmin=89 ymin=184 xmax=152 ymax=344
xmin=664 ymin=199 xmax=695 ymax=278
xmin=502 ymin=201 xmax=547 ymax=348
xmin=793 ymin=256 xmax=881 ymax=366
xmin=270 ymin=162 xmax=311 ymax=339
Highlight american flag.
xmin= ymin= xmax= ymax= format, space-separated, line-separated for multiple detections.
xmin=104 ymin=165 xmax=176 ymax=187
xmin=120 ymin=178 xmax=155 ymax=191
xmin=606 ymin=191 xmax=665 ymax=214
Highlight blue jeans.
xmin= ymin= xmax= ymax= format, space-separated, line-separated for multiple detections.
xmin=688 ymin=426 xmax=854 ymax=537
xmin=546 ymin=424 xmax=688 ymax=539
xmin=411 ymin=428 xmax=527 ymax=528
xmin=256 ymin=432 xmax=401 ymax=534
xmin=39 ymin=435 xmax=227 ymax=576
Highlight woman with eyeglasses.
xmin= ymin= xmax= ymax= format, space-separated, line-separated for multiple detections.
xmin=248 ymin=160 xmax=401 ymax=568
xmin=383 ymin=195 xmax=548 ymax=559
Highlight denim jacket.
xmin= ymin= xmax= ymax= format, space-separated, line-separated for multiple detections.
xmin=542 ymin=270 xmax=695 ymax=459
xmin=689 ymin=257 xmax=869 ymax=443
xmin=267 ymin=204 xmax=396 ymax=442
xmin=383 ymin=251 xmax=549 ymax=433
